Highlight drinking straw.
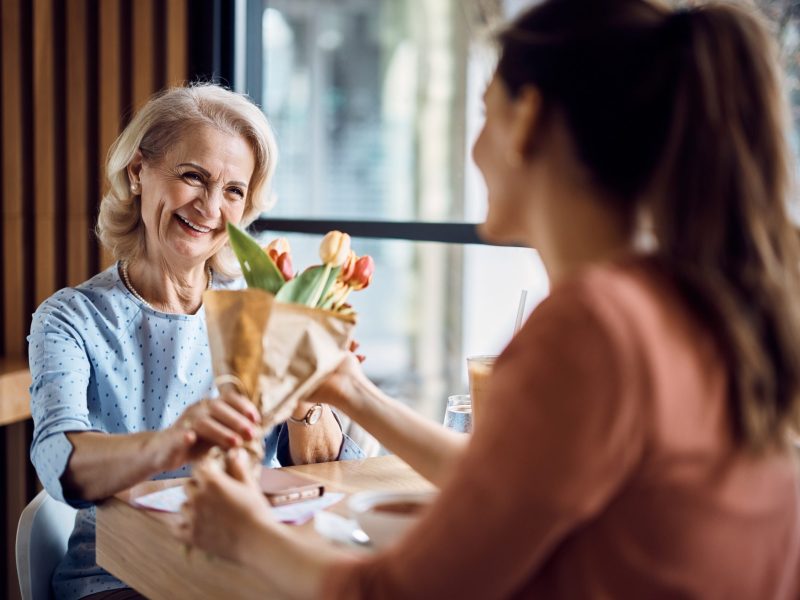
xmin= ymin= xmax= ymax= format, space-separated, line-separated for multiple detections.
xmin=513 ymin=289 xmax=528 ymax=336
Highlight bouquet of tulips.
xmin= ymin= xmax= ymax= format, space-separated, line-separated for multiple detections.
xmin=229 ymin=225 xmax=375 ymax=313
xmin=202 ymin=224 xmax=374 ymax=469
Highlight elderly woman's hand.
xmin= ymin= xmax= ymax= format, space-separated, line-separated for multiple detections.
xmin=178 ymin=448 xmax=276 ymax=564
xmin=150 ymin=389 xmax=262 ymax=472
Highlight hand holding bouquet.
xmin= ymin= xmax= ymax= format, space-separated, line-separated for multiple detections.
xmin=202 ymin=224 xmax=374 ymax=470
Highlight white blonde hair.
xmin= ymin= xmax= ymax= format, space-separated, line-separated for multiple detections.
xmin=96 ymin=83 xmax=278 ymax=277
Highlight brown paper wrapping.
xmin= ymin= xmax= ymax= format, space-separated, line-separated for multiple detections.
xmin=202 ymin=289 xmax=355 ymax=470
xmin=204 ymin=289 xmax=272 ymax=402
xmin=203 ymin=289 xmax=272 ymax=467
xmin=259 ymin=299 xmax=355 ymax=424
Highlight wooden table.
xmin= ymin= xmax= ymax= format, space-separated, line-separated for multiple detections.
xmin=2 ymin=359 xmax=33 ymax=600
xmin=96 ymin=455 xmax=434 ymax=599
xmin=0 ymin=359 xmax=31 ymax=426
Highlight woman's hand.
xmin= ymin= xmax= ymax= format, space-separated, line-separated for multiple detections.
xmin=306 ymin=339 xmax=365 ymax=414
xmin=178 ymin=448 xmax=276 ymax=564
xmin=178 ymin=449 xmax=348 ymax=599
xmin=307 ymin=352 xmax=368 ymax=415
xmin=349 ymin=339 xmax=366 ymax=363
xmin=307 ymin=352 xmax=470 ymax=486
xmin=150 ymin=389 xmax=262 ymax=472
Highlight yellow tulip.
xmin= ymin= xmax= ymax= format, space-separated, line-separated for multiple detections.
xmin=319 ymin=231 xmax=351 ymax=267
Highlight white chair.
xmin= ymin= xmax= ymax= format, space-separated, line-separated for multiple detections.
xmin=16 ymin=490 xmax=77 ymax=600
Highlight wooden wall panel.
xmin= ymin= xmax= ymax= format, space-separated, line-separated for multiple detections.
xmin=166 ymin=0 xmax=189 ymax=88
xmin=98 ymin=0 xmax=123 ymax=270
xmin=66 ymin=0 xmax=91 ymax=287
xmin=1 ymin=0 xmax=25 ymax=358
xmin=132 ymin=0 xmax=157 ymax=112
xmin=0 ymin=0 xmax=191 ymax=594
xmin=33 ymin=0 xmax=56 ymax=306
xmin=2 ymin=0 xmax=27 ymax=595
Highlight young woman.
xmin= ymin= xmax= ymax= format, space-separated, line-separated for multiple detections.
xmin=179 ymin=1 xmax=800 ymax=598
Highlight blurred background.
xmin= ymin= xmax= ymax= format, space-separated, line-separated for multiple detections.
xmin=0 ymin=0 xmax=797 ymax=597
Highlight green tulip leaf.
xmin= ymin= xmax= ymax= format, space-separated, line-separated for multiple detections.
xmin=275 ymin=264 xmax=342 ymax=306
xmin=317 ymin=264 xmax=341 ymax=308
xmin=227 ymin=223 xmax=285 ymax=294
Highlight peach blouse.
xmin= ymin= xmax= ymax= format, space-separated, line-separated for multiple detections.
xmin=322 ymin=259 xmax=800 ymax=599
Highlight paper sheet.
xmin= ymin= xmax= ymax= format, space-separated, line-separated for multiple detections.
xmin=134 ymin=485 xmax=345 ymax=525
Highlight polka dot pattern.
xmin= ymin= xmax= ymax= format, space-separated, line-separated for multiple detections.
xmin=28 ymin=263 xmax=364 ymax=600
xmin=28 ymin=265 xmax=262 ymax=600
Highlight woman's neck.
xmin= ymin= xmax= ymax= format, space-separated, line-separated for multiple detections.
xmin=125 ymin=256 xmax=210 ymax=314
xmin=529 ymin=173 xmax=634 ymax=286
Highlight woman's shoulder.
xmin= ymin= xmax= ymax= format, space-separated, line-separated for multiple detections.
xmin=544 ymin=255 xmax=683 ymax=327
xmin=525 ymin=255 xmax=710 ymax=370
xmin=32 ymin=264 xmax=127 ymax=324
xmin=496 ymin=257 xmax=691 ymax=423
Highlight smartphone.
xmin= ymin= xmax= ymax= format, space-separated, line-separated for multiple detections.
xmin=259 ymin=468 xmax=324 ymax=506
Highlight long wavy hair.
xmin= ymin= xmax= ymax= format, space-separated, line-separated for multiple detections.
xmin=498 ymin=0 xmax=800 ymax=451
xmin=96 ymin=83 xmax=278 ymax=278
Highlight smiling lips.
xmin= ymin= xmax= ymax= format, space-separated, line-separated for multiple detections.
xmin=175 ymin=214 xmax=214 ymax=235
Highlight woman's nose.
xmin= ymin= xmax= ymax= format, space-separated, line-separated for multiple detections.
xmin=195 ymin=186 xmax=223 ymax=219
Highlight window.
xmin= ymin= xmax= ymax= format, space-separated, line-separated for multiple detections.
xmin=236 ymin=0 xmax=547 ymax=419
xmin=763 ymin=1 xmax=800 ymax=220
xmin=234 ymin=0 xmax=800 ymax=420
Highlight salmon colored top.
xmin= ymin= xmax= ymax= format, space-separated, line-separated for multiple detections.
xmin=321 ymin=259 xmax=800 ymax=599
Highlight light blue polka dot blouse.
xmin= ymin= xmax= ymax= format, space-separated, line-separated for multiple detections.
xmin=28 ymin=263 xmax=364 ymax=600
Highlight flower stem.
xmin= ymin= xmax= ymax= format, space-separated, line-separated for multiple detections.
xmin=333 ymin=288 xmax=352 ymax=311
xmin=307 ymin=264 xmax=332 ymax=308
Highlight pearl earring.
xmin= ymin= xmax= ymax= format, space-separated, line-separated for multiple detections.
xmin=131 ymin=181 xmax=141 ymax=194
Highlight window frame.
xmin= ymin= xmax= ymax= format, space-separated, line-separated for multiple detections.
xmin=228 ymin=0 xmax=505 ymax=248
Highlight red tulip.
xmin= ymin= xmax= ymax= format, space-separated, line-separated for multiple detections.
xmin=339 ymin=250 xmax=357 ymax=283
xmin=350 ymin=255 xmax=375 ymax=290
xmin=265 ymin=237 xmax=290 ymax=255
xmin=276 ymin=252 xmax=294 ymax=281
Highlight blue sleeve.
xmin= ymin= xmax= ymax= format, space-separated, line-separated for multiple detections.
xmin=275 ymin=410 xmax=365 ymax=467
xmin=28 ymin=298 xmax=101 ymax=508
xmin=338 ymin=432 xmax=366 ymax=460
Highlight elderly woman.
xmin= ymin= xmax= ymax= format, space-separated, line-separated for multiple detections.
xmin=28 ymin=84 xmax=363 ymax=600
xmin=180 ymin=1 xmax=800 ymax=598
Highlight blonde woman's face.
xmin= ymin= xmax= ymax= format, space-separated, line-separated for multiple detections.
xmin=133 ymin=125 xmax=255 ymax=270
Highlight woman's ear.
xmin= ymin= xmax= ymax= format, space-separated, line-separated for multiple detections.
xmin=509 ymin=86 xmax=544 ymax=161
xmin=127 ymin=150 xmax=144 ymax=187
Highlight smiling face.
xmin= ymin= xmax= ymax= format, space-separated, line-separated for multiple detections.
xmin=472 ymin=75 xmax=538 ymax=246
xmin=129 ymin=125 xmax=255 ymax=272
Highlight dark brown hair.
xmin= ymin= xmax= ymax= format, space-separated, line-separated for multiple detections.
xmin=498 ymin=0 xmax=800 ymax=451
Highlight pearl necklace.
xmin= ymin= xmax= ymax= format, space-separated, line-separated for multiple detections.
xmin=120 ymin=261 xmax=212 ymax=310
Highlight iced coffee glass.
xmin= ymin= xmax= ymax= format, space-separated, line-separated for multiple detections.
xmin=467 ymin=355 xmax=496 ymax=430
